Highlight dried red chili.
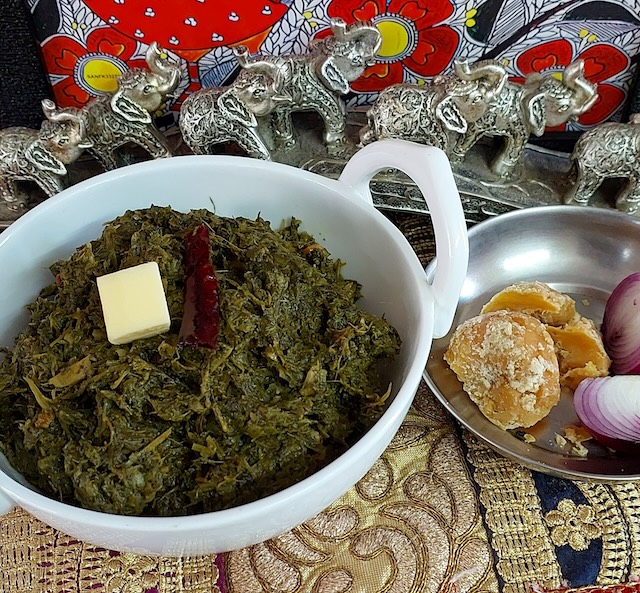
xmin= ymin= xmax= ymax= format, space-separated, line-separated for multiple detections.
xmin=178 ymin=224 xmax=220 ymax=349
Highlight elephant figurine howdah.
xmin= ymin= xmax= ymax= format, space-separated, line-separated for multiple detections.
xmin=179 ymin=46 xmax=291 ymax=160
xmin=359 ymin=59 xmax=508 ymax=152
xmin=450 ymin=60 xmax=598 ymax=177
xmin=564 ymin=114 xmax=640 ymax=214
xmin=0 ymin=99 xmax=90 ymax=208
xmin=235 ymin=17 xmax=381 ymax=154
xmin=83 ymin=42 xmax=180 ymax=170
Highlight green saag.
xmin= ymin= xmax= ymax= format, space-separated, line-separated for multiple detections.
xmin=0 ymin=206 xmax=400 ymax=516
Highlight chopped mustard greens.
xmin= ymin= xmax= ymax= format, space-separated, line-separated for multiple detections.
xmin=0 ymin=207 xmax=400 ymax=516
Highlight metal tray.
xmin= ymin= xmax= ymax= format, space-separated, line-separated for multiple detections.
xmin=424 ymin=205 xmax=640 ymax=481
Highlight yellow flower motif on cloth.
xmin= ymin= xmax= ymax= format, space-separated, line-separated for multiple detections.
xmin=544 ymin=499 xmax=601 ymax=551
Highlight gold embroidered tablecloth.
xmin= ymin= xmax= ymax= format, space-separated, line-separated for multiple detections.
xmin=1 ymin=212 xmax=639 ymax=593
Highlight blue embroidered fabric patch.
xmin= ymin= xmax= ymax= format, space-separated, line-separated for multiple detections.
xmin=533 ymin=472 xmax=602 ymax=586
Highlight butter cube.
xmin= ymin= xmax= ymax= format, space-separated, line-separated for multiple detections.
xmin=96 ymin=262 xmax=171 ymax=345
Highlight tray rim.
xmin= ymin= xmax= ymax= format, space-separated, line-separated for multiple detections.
xmin=423 ymin=204 xmax=640 ymax=483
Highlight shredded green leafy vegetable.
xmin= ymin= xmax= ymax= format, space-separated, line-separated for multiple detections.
xmin=0 ymin=206 xmax=400 ymax=516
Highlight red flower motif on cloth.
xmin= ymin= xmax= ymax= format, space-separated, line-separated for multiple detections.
xmin=82 ymin=0 xmax=288 ymax=60
xmin=324 ymin=0 xmax=459 ymax=91
xmin=510 ymin=39 xmax=629 ymax=129
xmin=41 ymin=27 xmax=148 ymax=108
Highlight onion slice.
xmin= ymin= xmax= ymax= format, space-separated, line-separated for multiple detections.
xmin=574 ymin=376 xmax=640 ymax=447
xmin=602 ymin=272 xmax=640 ymax=375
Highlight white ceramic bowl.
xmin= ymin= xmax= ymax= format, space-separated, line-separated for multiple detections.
xmin=0 ymin=140 xmax=468 ymax=555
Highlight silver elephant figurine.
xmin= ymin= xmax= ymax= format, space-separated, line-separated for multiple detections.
xmin=450 ymin=60 xmax=598 ymax=177
xmin=179 ymin=46 xmax=291 ymax=159
xmin=0 ymin=99 xmax=90 ymax=208
xmin=83 ymin=42 xmax=180 ymax=170
xmin=360 ymin=59 xmax=508 ymax=152
xmin=565 ymin=113 xmax=640 ymax=214
xmin=235 ymin=17 xmax=381 ymax=154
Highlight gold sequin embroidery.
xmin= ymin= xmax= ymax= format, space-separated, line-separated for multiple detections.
xmin=0 ymin=509 xmax=222 ymax=593
xmin=578 ymin=481 xmax=632 ymax=584
xmin=464 ymin=433 xmax=563 ymax=593
xmin=544 ymin=499 xmax=601 ymax=551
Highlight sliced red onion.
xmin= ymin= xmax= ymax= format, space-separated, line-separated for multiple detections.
xmin=574 ymin=376 xmax=640 ymax=447
xmin=576 ymin=379 xmax=635 ymax=441
xmin=602 ymin=272 xmax=640 ymax=375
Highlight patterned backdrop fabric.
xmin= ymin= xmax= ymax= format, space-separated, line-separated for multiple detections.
xmin=24 ymin=0 xmax=640 ymax=130
xmin=1 ymin=212 xmax=639 ymax=593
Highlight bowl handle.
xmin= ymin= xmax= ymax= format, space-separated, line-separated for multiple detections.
xmin=338 ymin=140 xmax=468 ymax=338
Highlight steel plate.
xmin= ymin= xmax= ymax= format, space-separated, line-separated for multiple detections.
xmin=424 ymin=205 xmax=640 ymax=481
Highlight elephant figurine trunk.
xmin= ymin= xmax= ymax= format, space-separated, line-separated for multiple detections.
xmin=450 ymin=59 xmax=598 ymax=177
xmin=81 ymin=42 xmax=181 ymax=171
xmin=359 ymin=58 xmax=508 ymax=153
xmin=178 ymin=48 xmax=292 ymax=160
xmin=230 ymin=18 xmax=381 ymax=154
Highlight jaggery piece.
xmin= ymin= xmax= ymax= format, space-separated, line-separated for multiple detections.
xmin=480 ymin=280 xmax=610 ymax=390
xmin=444 ymin=310 xmax=561 ymax=430
xmin=481 ymin=281 xmax=576 ymax=326
xmin=563 ymin=424 xmax=592 ymax=445
xmin=546 ymin=315 xmax=611 ymax=390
